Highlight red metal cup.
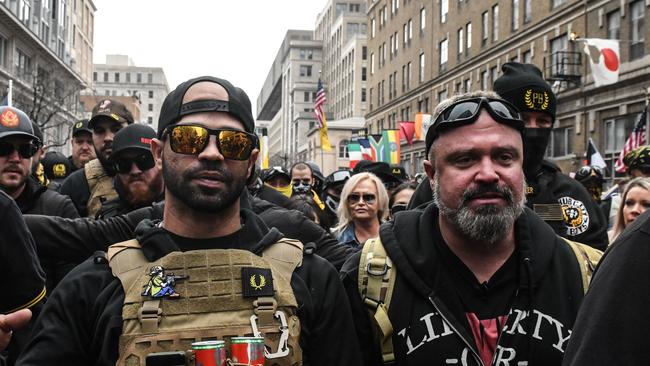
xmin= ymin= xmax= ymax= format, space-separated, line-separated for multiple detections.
xmin=192 ymin=340 xmax=226 ymax=366
xmin=230 ymin=337 xmax=265 ymax=366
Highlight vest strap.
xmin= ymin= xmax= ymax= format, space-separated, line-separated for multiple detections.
xmin=138 ymin=299 xmax=162 ymax=333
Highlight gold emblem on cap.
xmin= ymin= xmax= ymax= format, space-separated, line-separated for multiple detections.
xmin=53 ymin=164 xmax=67 ymax=177
xmin=110 ymin=113 xmax=121 ymax=121
xmin=75 ymin=122 xmax=83 ymax=128
xmin=524 ymin=89 xmax=549 ymax=111
xmin=1 ymin=110 xmax=20 ymax=127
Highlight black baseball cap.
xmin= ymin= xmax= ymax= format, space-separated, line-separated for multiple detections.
xmin=353 ymin=161 xmax=402 ymax=185
xmin=262 ymin=166 xmax=291 ymax=183
xmin=88 ymin=99 xmax=135 ymax=129
xmin=41 ymin=151 xmax=72 ymax=181
xmin=0 ymin=106 xmax=38 ymax=141
xmin=390 ymin=164 xmax=408 ymax=181
xmin=111 ymin=123 xmax=156 ymax=159
xmin=157 ymin=76 xmax=255 ymax=138
xmin=72 ymin=119 xmax=92 ymax=137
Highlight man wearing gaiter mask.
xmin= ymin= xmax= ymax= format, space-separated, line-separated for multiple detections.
xmin=290 ymin=161 xmax=325 ymax=209
xmin=494 ymin=62 xmax=607 ymax=250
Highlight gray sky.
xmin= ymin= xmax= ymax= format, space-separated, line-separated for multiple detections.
xmin=92 ymin=0 xmax=324 ymax=116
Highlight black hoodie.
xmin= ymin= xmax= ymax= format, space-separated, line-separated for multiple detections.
xmin=17 ymin=209 xmax=362 ymax=366
xmin=341 ymin=203 xmax=587 ymax=366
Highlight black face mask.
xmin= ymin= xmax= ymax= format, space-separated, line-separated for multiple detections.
xmin=523 ymin=128 xmax=551 ymax=179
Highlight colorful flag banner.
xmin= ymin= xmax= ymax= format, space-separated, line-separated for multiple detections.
xmin=260 ymin=128 xmax=269 ymax=169
xmin=582 ymin=38 xmax=620 ymax=87
xmin=615 ymin=106 xmax=647 ymax=173
xmin=382 ymin=130 xmax=401 ymax=164
xmin=414 ymin=113 xmax=433 ymax=141
xmin=357 ymin=138 xmax=374 ymax=161
xmin=348 ymin=142 xmax=362 ymax=169
xmin=399 ymin=121 xmax=415 ymax=145
xmin=368 ymin=134 xmax=384 ymax=162
xmin=314 ymin=79 xmax=332 ymax=151
xmin=586 ymin=138 xmax=606 ymax=169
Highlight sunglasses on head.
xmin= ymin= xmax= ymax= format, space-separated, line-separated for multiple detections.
xmin=576 ymin=166 xmax=604 ymax=179
xmin=348 ymin=193 xmax=376 ymax=205
xmin=0 ymin=141 xmax=38 ymax=159
xmin=163 ymin=124 xmax=258 ymax=160
xmin=113 ymin=153 xmax=155 ymax=174
xmin=428 ymin=97 xmax=524 ymax=141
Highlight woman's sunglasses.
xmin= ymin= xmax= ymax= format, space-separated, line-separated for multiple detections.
xmin=347 ymin=193 xmax=376 ymax=204
xmin=163 ymin=124 xmax=258 ymax=160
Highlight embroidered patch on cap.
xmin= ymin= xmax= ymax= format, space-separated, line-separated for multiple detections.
xmin=241 ymin=267 xmax=274 ymax=298
xmin=523 ymin=89 xmax=550 ymax=111
xmin=0 ymin=110 xmax=19 ymax=127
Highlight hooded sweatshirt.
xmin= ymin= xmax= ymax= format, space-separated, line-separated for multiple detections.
xmin=341 ymin=203 xmax=587 ymax=366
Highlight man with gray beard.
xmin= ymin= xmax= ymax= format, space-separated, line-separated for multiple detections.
xmin=341 ymin=91 xmax=601 ymax=366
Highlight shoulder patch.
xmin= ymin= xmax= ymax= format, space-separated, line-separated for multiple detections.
xmin=241 ymin=267 xmax=274 ymax=298
xmin=558 ymin=196 xmax=590 ymax=236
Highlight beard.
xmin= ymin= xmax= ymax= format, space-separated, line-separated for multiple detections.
xmin=433 ymin=175 xmax=526 ymax=245
xmin=0 ymin=164 xmax=29 ymax=194
xmin=163 ymin=158 xmax=246 ymax=214
xmin=116 ymin=172 xmax=164 ymax=209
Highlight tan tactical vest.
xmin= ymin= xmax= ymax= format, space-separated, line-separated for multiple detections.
xmin=107 ymin=238 xmax=304 ymax=366
xmin=84 ymin=159 xmax=118 ymax=217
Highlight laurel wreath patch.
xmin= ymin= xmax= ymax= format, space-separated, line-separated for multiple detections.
xmin=524 ymin=90 xmax=534 ymax=109
xmin=250 ymin=274 xmax=266 ymax=290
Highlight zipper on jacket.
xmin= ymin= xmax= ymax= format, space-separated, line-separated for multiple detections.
xmin=428 ymin=296 xmax=484 ymax=366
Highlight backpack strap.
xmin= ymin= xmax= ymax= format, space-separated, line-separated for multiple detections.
xmin=358 ymin=237 xmax=396 ymax=364
xmin=562 ymin=238 xmax=603 ymax=294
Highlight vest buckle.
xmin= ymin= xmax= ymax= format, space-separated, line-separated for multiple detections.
xmin=250 ymin=311 xmax=290 ymax=359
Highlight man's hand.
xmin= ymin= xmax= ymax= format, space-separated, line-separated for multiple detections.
xmin=0 ymin=309 xmax=32 ymax=352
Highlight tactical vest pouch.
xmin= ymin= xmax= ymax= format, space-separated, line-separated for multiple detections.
xmin=108 ymin=239 xmax=303 ymax=366
xmin=84 ymin=159 xmax=118 ymax=218
xmin=562 ymin=238 xmax=603 ymax=294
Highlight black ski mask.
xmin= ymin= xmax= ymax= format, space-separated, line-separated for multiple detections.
xmin=523 ymin=127 xmax=551 ymax=179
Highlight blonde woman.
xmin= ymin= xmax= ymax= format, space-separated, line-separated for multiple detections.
xmin=333 ymin=172 xmax=389 ymax=248
xmin=609 ymin=177 xmax=650 ymax=243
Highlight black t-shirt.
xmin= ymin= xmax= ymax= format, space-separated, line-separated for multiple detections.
xmin=433 ymin=219 xmax=518 ymax=365
xmin=0 ymin=191 xmax=46 ymax=313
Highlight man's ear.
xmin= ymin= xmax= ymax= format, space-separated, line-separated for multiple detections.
xmin=423 ymin=159 xmax=435 ymax=190
xmin=247 ymin=149 xmax=259 ymax=178
xmin=151 ymin=138 xmax=164 ymax=170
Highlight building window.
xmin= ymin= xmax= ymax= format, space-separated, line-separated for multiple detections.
xmin=440 ymin=39 xmax=449 ymax=72
xmin=420 ymin=7 xmax=426 ymax=31
xmin=105 ymin=90 xmax=110 ymax=96
xmin=524 ymin=0 xmax=532 ymax=23
xmin=371 ymin=18 xmax=375 ymax=38
xmin=630 ymin=0 xmax=645 ymax=60
xmin=147 ymin=73 xmax=153 ymax=83
xmin=148 ymin=90 xmax=154 ymax=98
xmin=18 ymin=0 xmax=30 ymax=23
xmin=103 ymin=72 xmax=109 ymax=82
xmin=299 ymin=65 xmax=312 ymax=77
xmin=362 ymin=67 xmax=367 ymax=81
xmin=604 ymin=117 xmax=636 ymax=155
xmin=407 ymin=62 xmax=412 ymax=90
xmin=438 ymin=90 xmax=448 ymax=103
xmin=137 ymin=73 xmax=142 ymax=83
xmin=304 ymin=92 xmax=309 ymax=102
xmin=147 ymin=116 xmax=153 ymax=124
xmin=371 ymin=53 xmax=375 ymax=74
xmin=466 ymin=22 xmax=472 ymax=50
xmin=523 ymin=49 xmax=532 ymax=63
xmin=392 ymin=0 xmax=399 ymax=14
xmin=15 ymin=49 xmax=31 ymax=80
xmin=441 ymin=0 xmax=448 ymax=23
xmin=361 ymin=88 xmax=366 ymax=102
xmin=362 ymin=46 xmax=367 ymax=60
xmin=419 ymin=53 xmax=425 ymax=82
xmin=492 ymin=5 xmax=499 ymax=42
xmin=93 ymin=71 xmax=97 ymax=82
xmin=148 ymin=104 xmax=153 ymax=112
xmin=552 ymin=0 xmax=567 ymax=8
xmin=550 ymin=35 xmax=568 ymax=75
xmin=481 ymin=70 xmax=489 ymax=89
xmin=403 ymin=23 xmax=408 ymax=45
xmin=490 ymin=66 xmax=498 ymax=85
xmin=458 ymin=28 xmax=464 ymax=57
xmin=482 ymin=11 xmax=489 ymax=46
xmin=546 ymin=126 xmax=573 ymax=157
xmin=464 ymin=78 xmax=471 ymax=93
xmin=607 ymin=10 xmax=620 ymax=40
xmin=512 ymin=0 xmax=519 ymax=31
xmin=114 ymin=73 xmax=120 ymax=82
xmin=394 ymin=31 xmax=399 ymax=53
xmin=126 ymin=73 xmax=131 ymax=82
xmin=408 ymin=19 xmax=413 ymax=42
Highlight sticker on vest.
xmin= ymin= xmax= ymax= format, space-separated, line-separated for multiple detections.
xmin=141 ymin=265 xmax=188 ymax=299
xmin=558 ymin=196 xmax=590 ymax=236
xmin=241 ymin=267 xmax=274 ymax=298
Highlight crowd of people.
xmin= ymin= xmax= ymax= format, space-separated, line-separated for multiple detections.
xmin=1 ymin=63 xmax=649 ymax=365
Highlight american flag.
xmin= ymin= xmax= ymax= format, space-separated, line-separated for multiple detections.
xmin=314 ymin=79 xmax=326 ymax=128
xmin=615 ymin=106 xmax=647 ymax=173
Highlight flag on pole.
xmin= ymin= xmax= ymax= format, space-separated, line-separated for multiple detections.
xmin=357 ymin=138 xmax=373 ymax=161
xmin=414 ymin=113 xmax=433 ymax=141
xmin=368 ymin=134 xmax=384 ymax=162
xmin=382 ymin=130 xmax=401 ymax=164
xmin=348 ymin=142 xmax=362 ymax=169
xmin=399 ymin=121 xmax=415 ymax=145
xmin=260 ymin=128 xmax=269 ymax=169
xmin=314 ymin=79 xmax=332 ymax=151
xmin=615 ymin=106 xmax=647 ymax=173
xmin=582 ymin=38 xmax=620 ymax=87
xmin=586 ymin=138 xmax=606 ymax=169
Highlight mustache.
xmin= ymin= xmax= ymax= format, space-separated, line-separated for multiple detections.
xmin=185 ymin=161 xmax=233 ymax=182
xmin=3 ymin=164 xmax=25 ymax=173
xmin=459 ymin=182 xmax=514 ymax=206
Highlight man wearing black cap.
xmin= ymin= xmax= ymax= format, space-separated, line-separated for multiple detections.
xmin=494 ymin=62 xmax=607 ymax=251
xmin=353 ymin=160 xmax=403 ymax=191
xmin=341 ymin=91 xmax=601 ymax=366
xmin=19 ymin=76 xmax=361 ymax=366
xmin=67 ymin=119 xmax=95 ymax=171
xmin=95 ymin=123 xmax=164 ymax=219
xmin=59 ymin=99 xmax=134 ymax=217
xmin=41 ymin=151 xmax=73 ymax=190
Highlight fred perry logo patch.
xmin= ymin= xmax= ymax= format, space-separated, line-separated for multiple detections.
xmin=241 ymin=267 xmax=274 ymax=298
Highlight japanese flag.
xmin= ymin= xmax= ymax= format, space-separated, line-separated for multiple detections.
xmin=583 ymin=38 xmax=620 ymax=87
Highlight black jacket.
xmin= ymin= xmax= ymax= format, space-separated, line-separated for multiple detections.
xmin=25 ymin=191 xmax=357 ymax=270
xmin=17 ymin=210 xmax=362 ymax=366
xmin=341 ymin=203 xmax=588 ymax=366
xmin=562 ymin=210 xmax=650 ymax=366
xmin=15 ymin=177 xmax=80 ymax=293
xmin=406 ymin=162 xmax=608 ymax=251
xmin=57 ymin=167 xmax=91 ymax=217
